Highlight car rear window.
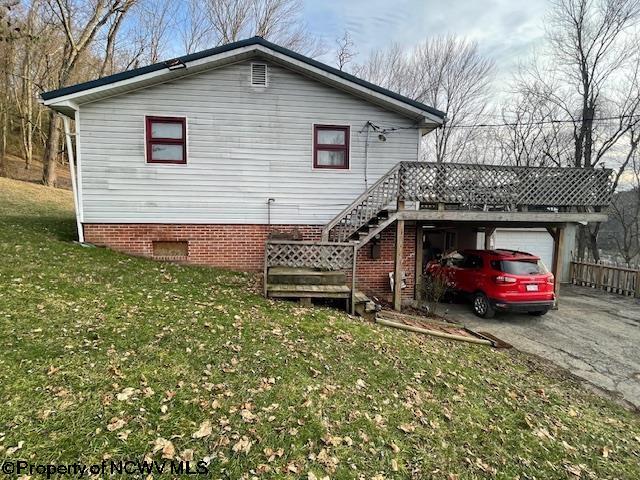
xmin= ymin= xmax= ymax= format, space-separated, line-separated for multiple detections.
xmin=490 ymin=259 xmax=548 ymax=275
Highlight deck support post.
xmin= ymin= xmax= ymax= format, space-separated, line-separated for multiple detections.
xmin=351 ymin=243 xmax=357 ymax=315
xmin=415 ymin=223 xmax=424 ymax=302
xmin=484 ymin=227 xmax=495 ymax=250
xmin=393 ymin=199 xmax=405 ymax=311
xmin=547 ymin=225 xmax=566 ymax=306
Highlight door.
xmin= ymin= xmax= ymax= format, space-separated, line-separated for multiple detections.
xmin=457 ymin=253 xmax=484 ymax=293
xmin=492 ymin=229 xmax=554 ymax=268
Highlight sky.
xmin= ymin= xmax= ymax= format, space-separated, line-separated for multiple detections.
xmin=304 ymin=0 xmax=549 ymax=91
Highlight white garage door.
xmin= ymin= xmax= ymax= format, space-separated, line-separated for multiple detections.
xmin=491 ymin=229 xmax=554 ymax=268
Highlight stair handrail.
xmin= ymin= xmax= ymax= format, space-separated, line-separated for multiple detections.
xmin=321 ymin=163 xmax=402 ymax=242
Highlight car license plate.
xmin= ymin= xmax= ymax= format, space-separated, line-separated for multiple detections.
xmin=526 ymin=284 xmax=539 ymax=292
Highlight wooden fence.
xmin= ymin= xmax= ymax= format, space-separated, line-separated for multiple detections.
xmin=570 ymin=259 xmax=640 ymax=297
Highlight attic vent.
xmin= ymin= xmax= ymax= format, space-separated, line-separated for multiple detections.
xmin=251 ymin=63 xmax=267 ymax=86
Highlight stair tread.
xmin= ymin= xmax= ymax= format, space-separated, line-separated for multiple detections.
xmin=353 ymin=292 xmax=370 ymax=303
xmin=267 ymin=284 xmax=351 ymax=293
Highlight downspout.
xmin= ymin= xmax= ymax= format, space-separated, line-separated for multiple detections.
xmin=61 ymin=114 xmax=84 ymax=243
xmin=267 ymin=198 xmax=275 ymax=232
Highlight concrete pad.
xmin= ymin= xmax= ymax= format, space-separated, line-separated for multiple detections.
xmin=444 ymin=285 xmax=640 ymax=409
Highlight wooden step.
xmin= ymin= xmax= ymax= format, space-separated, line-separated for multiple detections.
xmin=267 ymin=284 xmax=351 ymax=299
xmin=353 ymin=291 xmax=380 ymax=320
xmin=268 ymin=267 xmax=346 ymax=285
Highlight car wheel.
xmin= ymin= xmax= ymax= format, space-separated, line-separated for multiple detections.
xmin=472 ymin=292 xmax=495 ymax=318
xmin=528 ymin=309 xmax=549 ymax=316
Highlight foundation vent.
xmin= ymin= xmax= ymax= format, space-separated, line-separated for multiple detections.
xmin=152 ymin=241 xmax=188 ymax=260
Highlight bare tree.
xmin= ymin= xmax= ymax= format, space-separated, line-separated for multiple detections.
xmin=204 ymin=0 xmax=323 ymax=56
xmin=98 ymin=0 xmax=136 ymax=77
xmin=179 ymin=0 xmax=215 ymax=54
xmin=605 ymin=131 xmax=640 ymax=264
xmin=335 ymin=30 xmax=356 ymax=71
xmin=41 ymin=0 xmax=135 ymax=186
xmin=497 ymin=87 xmax=574 ymax=167
xmin=0 ymin=0 xmax=20 ymax=177
xmin=354 ymin=36 xmax=494 ymax=163
xmin=518 ymin=0 xmax=640 ymax=260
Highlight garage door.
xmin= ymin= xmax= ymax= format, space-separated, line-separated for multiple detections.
xmin=491 ymin=229 xmax=554 ymax=268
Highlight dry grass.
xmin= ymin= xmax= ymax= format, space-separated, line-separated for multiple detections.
xmin=2 ymin=153 xmax=71 ymax=189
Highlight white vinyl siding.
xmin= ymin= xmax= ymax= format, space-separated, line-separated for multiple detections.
xmin=78 ymin=60 xmax=419 ymax=224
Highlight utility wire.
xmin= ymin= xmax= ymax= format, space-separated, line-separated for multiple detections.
xmin=446 ymin=113 xmax=640 ymax=129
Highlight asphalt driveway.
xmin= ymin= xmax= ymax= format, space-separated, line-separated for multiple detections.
xmin=445 ymin=285 xmax=640 ymax=409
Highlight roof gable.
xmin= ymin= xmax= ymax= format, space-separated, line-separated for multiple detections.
xmin=41 ymin=36 xmax=445 ymax=125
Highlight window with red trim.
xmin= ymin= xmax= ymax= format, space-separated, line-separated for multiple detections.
xmin=313 ymin=125 xmax=349 ymax=169
xmin=145 ymin=116 xmax=186 ymax=164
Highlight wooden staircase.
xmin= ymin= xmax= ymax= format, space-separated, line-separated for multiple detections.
xmin=266 ymin=267 xmax=378 ymax=315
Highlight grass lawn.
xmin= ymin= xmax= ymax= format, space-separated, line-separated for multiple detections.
xmin=1 ymin=176 xmax=639 ymax=479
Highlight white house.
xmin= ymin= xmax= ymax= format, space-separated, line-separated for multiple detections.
xmin=41 ymin=36 xmax=611 ymax=310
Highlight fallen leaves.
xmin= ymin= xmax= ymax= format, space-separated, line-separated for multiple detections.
xmin=192 ymin=420 xmax=212 ymax=439
xmin=181 ymin=449 xmax=194 ymax=461
xmin=398 ymin=423 xmax=416 ymax=433
xmin=6 ymin=441 xmax=24 ymax=455
xmin=232 ymin=436 xmax=252 ymax=454
xmin=116 ymin=387 xmax=136 ymax=401
xmin=240 ymin=409 xmax=256 ymax=423
xmin=106 ymin=418 xmax=125 ymax=432
xmin=152 ymin=438 xmax=175 ymax=459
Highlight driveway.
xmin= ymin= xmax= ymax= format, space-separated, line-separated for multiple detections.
xmin=445 ymin=285 xmax=640 ymax=409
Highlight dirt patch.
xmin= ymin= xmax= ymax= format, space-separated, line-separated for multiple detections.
xmin=2 ymin=153 xmax=71 ymax=190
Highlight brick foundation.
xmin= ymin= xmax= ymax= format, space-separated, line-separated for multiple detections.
xmin=356 ymin=223 xmax=416 ymax=303
xmin=83 ymin=223 xmax=416 ymax=301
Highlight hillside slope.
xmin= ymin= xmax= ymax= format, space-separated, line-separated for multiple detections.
xmin=0 ymin=177 xmax=638 ymax=479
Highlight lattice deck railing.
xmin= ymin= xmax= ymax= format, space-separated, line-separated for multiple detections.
xmin=264 ymin=240 xmax=357 ymax=313
xmin=265 ymin=240 xmax=356 ymax=270
xmin=322 ymin=162 xmax=613 ymax=243
xmin=399 ymin=162 xmax=613 ymax=208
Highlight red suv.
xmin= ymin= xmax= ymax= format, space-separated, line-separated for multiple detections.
xmin=425 ymin=249 xmax=555 ymax=318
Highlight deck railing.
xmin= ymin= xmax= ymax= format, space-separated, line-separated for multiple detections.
xmin=399 ymin=162 xmax=613 ymax=208
xmin=322 ymin=162 xmax=614 ymax=243
xmin=570 ymin=258 xmax=640 ymax=297
xmin=323 ymin=164 xmax=401 ymax=242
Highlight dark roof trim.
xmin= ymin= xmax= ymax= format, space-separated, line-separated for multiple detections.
xmin=41 ymin=36 xmax=445 ymax=119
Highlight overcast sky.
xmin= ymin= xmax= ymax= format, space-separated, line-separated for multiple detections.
xmin=305 ymin=0 xmax=549 ymax=92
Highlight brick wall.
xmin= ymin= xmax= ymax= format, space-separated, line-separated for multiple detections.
xmin=83 ymin=223 xmax=416 ymax=301
xmin=355 ymin=223 xmax=416 ymax=303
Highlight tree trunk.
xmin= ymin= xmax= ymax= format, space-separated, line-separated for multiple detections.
xmin=42 ymin=111 xmax=60 ymax=186
xmin=0 ymin=106 xmax=6 ymax=177
xmin=588 ymin=223 xmax=601 ymax=262
xmin=576 ymin=225 xmax=588 ymax=260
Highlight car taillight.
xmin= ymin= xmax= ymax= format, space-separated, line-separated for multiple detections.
xmin=494 ymin=275 xmax=517 ymax=284
xmin=547 ymin=275 xmax=555 ymax=285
